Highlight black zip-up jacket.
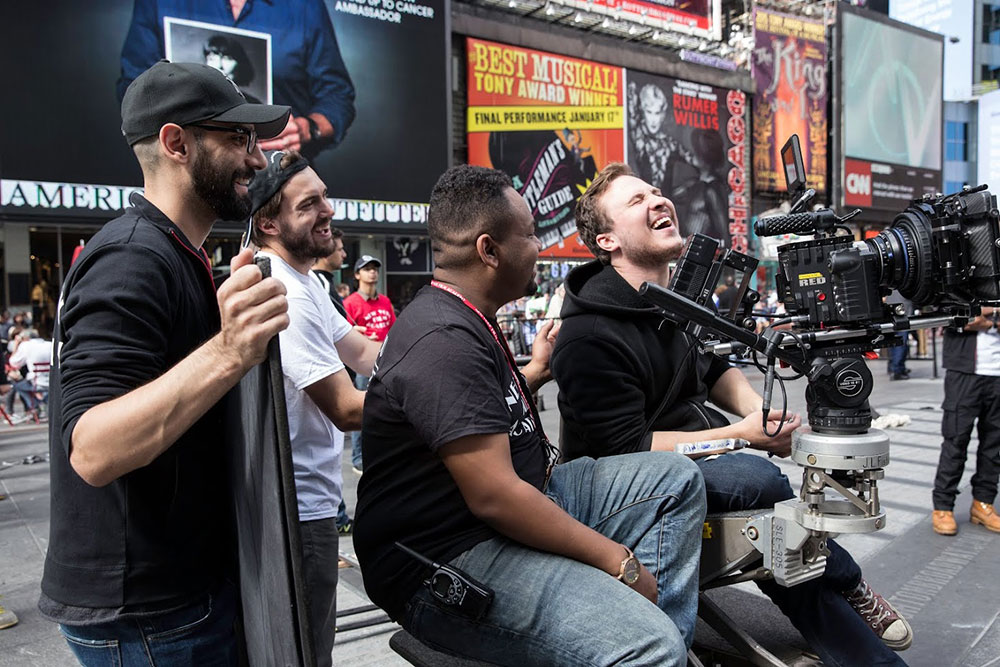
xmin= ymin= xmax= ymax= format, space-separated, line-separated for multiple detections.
xmin=42 ymin=195 xmax=232 ymax=612
xmin=551 ymin=261 xmax=733 ymax=461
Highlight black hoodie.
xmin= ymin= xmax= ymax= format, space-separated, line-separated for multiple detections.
xmin=551 ymin=261 xmax=733 ymax=461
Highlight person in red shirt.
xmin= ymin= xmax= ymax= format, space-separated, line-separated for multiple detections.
xmin=343 ymin=255 xmax=396 ymax=471
xmin=344 ymin=256 xmax=395 ymax=341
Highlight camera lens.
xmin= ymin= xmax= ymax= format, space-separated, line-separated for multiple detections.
xmin=865 ymin=207 xmax=934 ymax=304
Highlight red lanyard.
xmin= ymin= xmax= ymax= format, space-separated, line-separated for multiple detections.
xmin=429 ymin=280 xmax=559 ymax=480
xmin=430 ymin=280 xmax=535 ymax=412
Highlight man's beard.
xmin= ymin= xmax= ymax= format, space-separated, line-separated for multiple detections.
xmin=281 ymin=222 xmax=335 ymax=264
xmin=625 ymin=237 xmax=679 ymax=271
xmin=191 ymin=149 xmax=253 ymax=222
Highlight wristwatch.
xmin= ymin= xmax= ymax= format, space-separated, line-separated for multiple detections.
xmin=616 ymin=545 xmax=641 ymax=587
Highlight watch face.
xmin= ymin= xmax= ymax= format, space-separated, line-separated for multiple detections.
xmin=623 ymin=557 xmax=641 ymax=585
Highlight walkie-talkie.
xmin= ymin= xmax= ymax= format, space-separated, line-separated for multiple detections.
xmin=394 ymin=542 xmax=494 ymax=620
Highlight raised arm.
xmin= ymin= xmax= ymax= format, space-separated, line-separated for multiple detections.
xmin=69 ymin=249 xmax=289 ymax=487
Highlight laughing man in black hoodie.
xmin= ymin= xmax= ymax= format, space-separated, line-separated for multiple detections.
xmin=551 ymin=163 xmax=913 ymax=665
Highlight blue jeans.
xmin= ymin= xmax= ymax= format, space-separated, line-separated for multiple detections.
xmin=336 ymin=498 xmax=352 ymax=528
xmin=698 ymin=453 xmax=906 ymax=666
xmin=12 ymin=378 xmax=37 ymax=410
xmin=888 ymin=332 xmax=909 ymax=375
xmin=402 ymin=452 xmax=706 ymax=666
xmin=350 ymin=375 xmax=369 ymax=470
xmin=59 ymin=582 xmax=239 ymax=666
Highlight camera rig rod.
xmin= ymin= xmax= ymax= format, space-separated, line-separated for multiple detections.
xmin=703 ymin=314 xmax=960 ymax=358
xmin=639 ymin=282 xmax=812 ymax=375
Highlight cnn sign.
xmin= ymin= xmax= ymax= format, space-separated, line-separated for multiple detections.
xmin=844 ymin=159 xmax=872 ymax=208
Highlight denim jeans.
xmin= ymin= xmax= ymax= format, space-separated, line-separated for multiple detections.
xmin=402 ymin=451 xmax=706 ymax=666
xmin=888 ymin=332 xmax=909 ymax=375
xmin=299 ymin=518 xmax=339 ymax=667
xmin=12 ymin=378 xmax=37 ymax=411
xmin=350 ymin=374 xmax=369 ymax=470
xmin=59 ymin=581 xmax=238 ymax=666
xmin=335 ymin=498 xmax=352 ymax=529
xmin=698 ymin=453 xmax=906 ymax=666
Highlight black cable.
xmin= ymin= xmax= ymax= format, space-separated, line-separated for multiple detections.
xmin=762 ymin=369 xmax=789 ymax=438
xmin=751 ymin=326 xmax=808 ymax=381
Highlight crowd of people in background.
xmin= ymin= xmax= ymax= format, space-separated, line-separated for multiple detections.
xmin=0 ymin=310 xmax=53 ymax=424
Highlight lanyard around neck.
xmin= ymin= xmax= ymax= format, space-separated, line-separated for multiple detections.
xmin=430 ymin=280 xmax=525 ymax=396
xmin=429 ymin=280 xmax=560 ymax=478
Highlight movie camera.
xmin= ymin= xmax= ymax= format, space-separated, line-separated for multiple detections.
xmin=640 ymin=135 xmax=1000 ymax=587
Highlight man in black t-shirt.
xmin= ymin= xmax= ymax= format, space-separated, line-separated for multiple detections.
xmin=354 ymin=165 xmax=706 ymax=666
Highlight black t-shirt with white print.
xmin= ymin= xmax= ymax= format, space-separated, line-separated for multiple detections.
xmin=354 ymin=285 xmax=548 ymax=621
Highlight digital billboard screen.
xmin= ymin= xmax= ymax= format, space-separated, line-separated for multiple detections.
xmin=0 ymin=0 xmax=449 ymax=230
xmin=840 ymin=7 xmax=942 ymax=211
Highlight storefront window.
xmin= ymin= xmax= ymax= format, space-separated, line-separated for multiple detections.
xmin=28 ymin=229 xmax=60 ymax=338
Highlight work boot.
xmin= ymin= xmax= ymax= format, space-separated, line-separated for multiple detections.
xmin=970 ymin=501 xmax=1000 ymax=532
xmin=932 ymin=510 xmax=958 ymax=535
xmin=844 ymin=579 xmax=913 ymax=651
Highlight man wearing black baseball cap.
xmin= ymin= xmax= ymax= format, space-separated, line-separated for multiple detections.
xmin=344 ymin=254 xmax=396 ymax=473
xmin=40 ymin=60 xmax=291 ymax=664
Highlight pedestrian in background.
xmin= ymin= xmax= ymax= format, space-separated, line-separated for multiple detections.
xmin=344 ymin=255 xmax=396 ymax=474
xmin=887 ymin=291 xmax=913 ymax=380
xmin=932 ymin=307 xmax=1000 ymax=535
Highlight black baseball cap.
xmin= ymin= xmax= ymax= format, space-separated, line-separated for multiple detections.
xmin=355 ymin=255 xmax=382 ymax=271
xmin=249 ymin=150 xmax=312 ymax=216
xmin=121 ymin=60 xmax=290 ymax=146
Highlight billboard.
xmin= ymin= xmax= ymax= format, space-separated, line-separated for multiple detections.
xmin=977 ymin=89 xmax=1000 ymax=190
xmin=466 ymin=38 xmax=625 ymax=260
xmin=562 ymin=0 xmax=721 ymax=40
xmin=840 ymin=7 xmax=942 ymax=212
xmin=625 ymin=70 xmax=750 ymax=252
xmin=0 ymin=0 xmax=449 ymax=231
xmin=890 ymin=0 xmax=974 ymax=101
xmin=751 ymin=8 xmax=828 ymax=194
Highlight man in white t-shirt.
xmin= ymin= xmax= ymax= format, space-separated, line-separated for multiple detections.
xmin=7 ymin=329 xmax=53 ymax=418
xmin=248 ymin=149 xmax=381 ymax=667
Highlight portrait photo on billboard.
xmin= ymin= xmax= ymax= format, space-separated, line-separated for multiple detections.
xmin=114 ymin=0 xmax=447 ymax=208
xmin=625 ymin=69 xmax=749 ymax=250
xmin=2 ymin=0 xmax=448 ymax=219
xmin=164 ymin=18 xmax=272 ymax=105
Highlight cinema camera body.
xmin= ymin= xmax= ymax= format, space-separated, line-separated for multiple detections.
xmin=641 ymin=135 xmax=1000 ymax=587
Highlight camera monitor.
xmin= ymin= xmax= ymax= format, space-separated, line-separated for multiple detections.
xmin=781 ymin=135 xmax=806 ymax=194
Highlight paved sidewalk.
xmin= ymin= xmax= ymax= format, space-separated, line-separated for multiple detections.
xmin=2 ymin=359 xmax=998 ymax=665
